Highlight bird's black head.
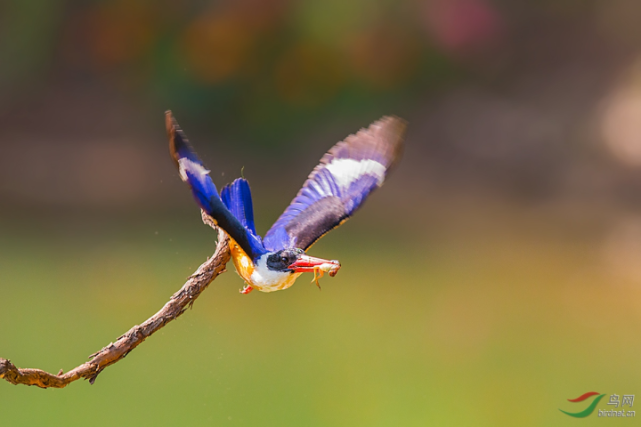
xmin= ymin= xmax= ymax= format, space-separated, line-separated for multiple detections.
xmin=265 ymin=248 xmax=305 ymax=272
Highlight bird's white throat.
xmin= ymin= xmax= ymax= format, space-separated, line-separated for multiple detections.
xmin=250 ymin=254 xmax=301 ymax=292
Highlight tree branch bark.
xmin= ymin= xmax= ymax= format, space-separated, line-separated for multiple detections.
xmin=0 ymin=213 xmax=230 ymax=389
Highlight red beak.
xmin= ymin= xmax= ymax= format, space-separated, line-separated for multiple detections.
xmin=288 ymin=255 xmax=341 ymax=276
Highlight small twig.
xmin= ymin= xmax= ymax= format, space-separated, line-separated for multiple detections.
xmin=0 ymin=212 xmax=230 ymax=389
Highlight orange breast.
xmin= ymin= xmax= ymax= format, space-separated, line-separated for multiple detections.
xmin=229 ymin=238 xmax=254 ymax=285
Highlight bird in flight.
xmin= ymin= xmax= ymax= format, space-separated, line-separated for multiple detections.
xmin=166 ymin=111 xmax=406 ymax=294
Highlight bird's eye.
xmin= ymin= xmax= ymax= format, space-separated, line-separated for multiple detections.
xmin=281 ymin=256 xmax=288 ymax=264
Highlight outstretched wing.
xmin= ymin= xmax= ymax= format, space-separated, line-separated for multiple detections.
xmin=166 ymin=111 xmax=266 ymax=259
xmin=263 ymin=116 xmax=406 ymax=251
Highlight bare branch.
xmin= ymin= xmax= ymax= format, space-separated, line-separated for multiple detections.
xmin=0 ymin=213 xmax=230 ymax=389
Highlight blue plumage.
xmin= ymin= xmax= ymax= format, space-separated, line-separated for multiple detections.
xmin=180 ymin=161 xmax=219 ymax=214
xmin=167 ymin=111 xmax=405 ymax=257
xmin=263 ymin=116 xmax=405 ymax=250
xmin=167 ymin=112 xmax=266 ymax=260
xmin=221 ymin=178 xmax=259 ymax=238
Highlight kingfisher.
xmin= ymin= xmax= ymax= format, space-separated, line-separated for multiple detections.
xmin=166 ymin=111 xmax=406 ymax=294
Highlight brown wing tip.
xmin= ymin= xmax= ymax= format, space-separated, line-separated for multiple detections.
xmin=368 ymin=115 xmax=407 ymax=166
xmin=319 ymin=115 xmax=408 ymax=169
xmin=351 ymin=115 xmax=407 ymax=146
xmin=377 ymin=115 xmax=407 ymax=125
xmin=165 ymin=110 xmax=180 ymax=166
xmin=165 ymin=110 xmax=176 ymax=137
xmin=373 ymin=115 xmax=407 ymax=141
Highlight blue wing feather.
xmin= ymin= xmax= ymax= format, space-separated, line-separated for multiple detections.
xmin=166 ymin=111 xmax=266 ymax=259
xmin=263 ymin=116 xmax=406 ymax=251
xmin=221 ymin=178 xmax=259 ymax=237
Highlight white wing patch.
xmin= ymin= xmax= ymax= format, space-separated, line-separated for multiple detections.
xmin=178 ymin=157 xmax=210 ymax=184
xmin=325 ymin=158 xmax=386 ymax=189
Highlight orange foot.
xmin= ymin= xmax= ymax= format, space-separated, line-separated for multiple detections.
xmin=240 ymin=285 xmax=254 ymax=294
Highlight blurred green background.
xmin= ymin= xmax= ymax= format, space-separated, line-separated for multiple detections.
xmin=2 ymin=0 xmax=641 ymax=425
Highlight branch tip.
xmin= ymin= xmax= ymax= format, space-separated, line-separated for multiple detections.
xmin=1 ymin=230 xmax=230 ymax=389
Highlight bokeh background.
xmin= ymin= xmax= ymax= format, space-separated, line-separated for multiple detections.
xmin=2 ymin=0 xmax=641 ymax=425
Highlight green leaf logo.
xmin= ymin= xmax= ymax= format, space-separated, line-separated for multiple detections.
xmin=559 ymin=392 xmax=606 ymax=418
